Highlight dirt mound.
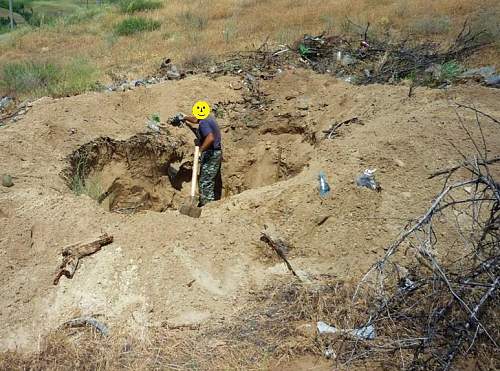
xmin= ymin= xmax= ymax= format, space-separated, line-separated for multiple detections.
xmin=0 ymin=69 xmax=499 ymax=368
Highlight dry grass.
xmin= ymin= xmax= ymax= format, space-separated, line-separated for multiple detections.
xmin=0 ymin=278 xmax=368 ymax=370
xmin=0 ymin=0 xmax=499 ymax=89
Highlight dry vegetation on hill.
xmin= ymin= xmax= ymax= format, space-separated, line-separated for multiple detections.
xmin=1 ymin=0 xmax=499 ymax=96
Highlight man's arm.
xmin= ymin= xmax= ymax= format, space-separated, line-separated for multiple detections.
xmin=200 ymin=132 xmax=214 ymax=152
xmin=183 ymin=115 xmax=198 ymax=124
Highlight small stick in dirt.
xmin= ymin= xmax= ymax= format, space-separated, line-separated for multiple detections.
xmin=260 ymin=225 xmax=298 ymax=277
xmin=323 ymin=117 xmax=360 ymax=139
xmin=53 ymin=234 xmax=113 ymax=285
xmin=61 ymin=316 xmax=109 ymax=336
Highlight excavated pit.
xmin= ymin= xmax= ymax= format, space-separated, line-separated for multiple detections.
xmin=63 ymin=130 xmax=312 ymax=213
xmin=62 ymin=133 xmax=185 ymax=213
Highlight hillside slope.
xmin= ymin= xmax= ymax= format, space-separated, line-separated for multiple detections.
xmin=0 ymin=68 xmax=499 ymax=368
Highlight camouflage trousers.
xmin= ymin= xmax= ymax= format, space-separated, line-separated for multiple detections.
xmin=199 ymin=149 xmax=222 ymax=206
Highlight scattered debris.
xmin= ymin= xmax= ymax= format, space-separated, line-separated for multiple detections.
xmin=159 ymin=58 xmax=185 ymax=80
xmin=260 ymin=224 xmax=298 ymax=277
xmin=146 ymin=113 xmax=161 ymax=132
xmin=318 ymin=171 xmax=330 ymax=198
xmin=292 ymin=22 xmax=490 ymax=86
xmin=61 ymin=316 xmax=109 ymax=336
xmin=53 ymin=234 xmax=114 ymax=285
xmin=2 ymin=174 xmax=13 ymax=187
xmin=0 ymin=100 xmax=32 ymax=125
xmin=168 ymin=112 xmax=185 ymax=127
xmin=317 ymin=321 xmax=376 ymax=340
xmin=356 ymin=168 xmax=381 ymax=191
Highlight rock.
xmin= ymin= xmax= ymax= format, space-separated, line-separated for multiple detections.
xmin=2 ymin=175 xmax=13 ymax=187
xmin=296 ymin=98 xmax=310 ymax=110
xmin=485 ymin=75 xmax=500 ymax=88
xmin=394 ymin=159 xmax=405 ymax=167
xmin=341 ymin=54 xmax=356 ymax=66
xmin=460 ymin=66 xmax=496 ymax=78
xmin=166 ymin=65 xmax=181 ymax=80
xmin=425 ymin=64 xmax=443 ymax=80
xmin=0 ymin=96 xmax=14 ymax=111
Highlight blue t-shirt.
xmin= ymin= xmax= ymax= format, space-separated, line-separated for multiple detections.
xmin=198 ymin=116 xmax=222 ymax=150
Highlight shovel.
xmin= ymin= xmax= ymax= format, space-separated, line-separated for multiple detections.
xmin=179 ymin=145 xmax=202 ymax=218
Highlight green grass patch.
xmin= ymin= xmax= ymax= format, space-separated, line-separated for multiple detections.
xmin=0 ymin=58 xmax=100 ymax=98
xmin=118 ymin=0 xmax=162 ymax=14
xmin=114 ymin=16 xmax=160 ymax=35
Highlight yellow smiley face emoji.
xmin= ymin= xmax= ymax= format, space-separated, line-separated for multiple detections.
xmin=192 ymin=101 xmax=211 ymax=120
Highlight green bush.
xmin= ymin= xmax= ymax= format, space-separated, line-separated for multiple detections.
xmin=0 ymin=59 xmax=99 ymax=98
xmin=440 ymin=61 xmax=462 ymax=81
xmin=114 ymin=16 xmax=160 ymax=35
xmin=119 ymin=0 xmax=162 ymax=13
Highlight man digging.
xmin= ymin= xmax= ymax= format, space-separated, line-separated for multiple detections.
xmin=180 ymin=101 xmax=222 ymax=207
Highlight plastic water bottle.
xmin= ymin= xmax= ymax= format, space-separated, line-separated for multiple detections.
xmin=318 ymin=171 xmax=330 ymax=198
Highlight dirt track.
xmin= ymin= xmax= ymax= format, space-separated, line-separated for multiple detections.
xmin=1 ymin=68 xmax=499 ymax=352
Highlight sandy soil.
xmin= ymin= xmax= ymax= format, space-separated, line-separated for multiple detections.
xmin=1 ymin=68 xmax=499 ymax=353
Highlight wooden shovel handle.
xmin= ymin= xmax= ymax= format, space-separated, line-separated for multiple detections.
xmin=191 ymin=146 xmax=200 ymax=198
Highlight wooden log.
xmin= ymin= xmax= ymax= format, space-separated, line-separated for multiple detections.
xmin=53 ymin=234 xmax=113 ymax=285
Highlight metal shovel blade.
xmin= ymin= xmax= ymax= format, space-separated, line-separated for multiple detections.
xmin=179 ymin=197 xmax=202 ymax=218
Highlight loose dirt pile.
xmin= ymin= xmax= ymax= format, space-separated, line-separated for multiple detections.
xmin=0 ymin=68 xmax=499 ymax=368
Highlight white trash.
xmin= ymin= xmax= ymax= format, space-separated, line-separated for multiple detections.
xmin=317 ymin=321 xmax=376 ymax=340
